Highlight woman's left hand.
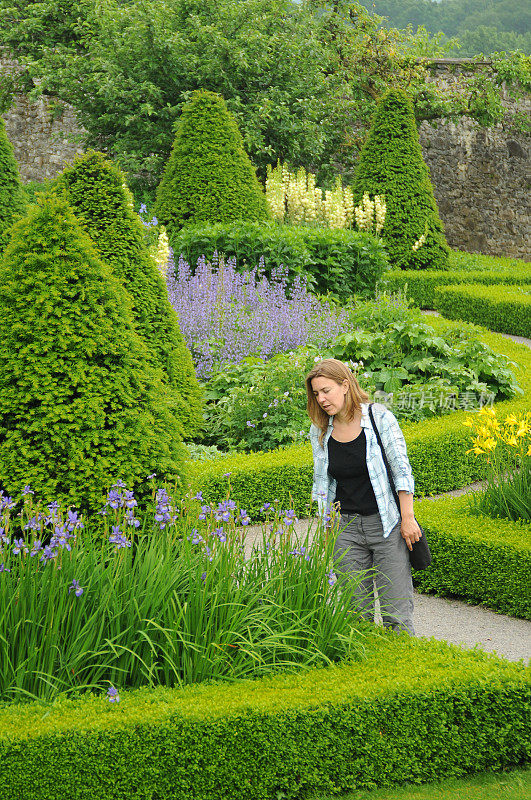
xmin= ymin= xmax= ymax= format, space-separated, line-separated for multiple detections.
xmin=401 ymin=517 xmax=422 ymax=551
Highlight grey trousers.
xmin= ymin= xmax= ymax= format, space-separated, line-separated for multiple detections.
xmin=333 ymin=512 xmax=415 ymax=635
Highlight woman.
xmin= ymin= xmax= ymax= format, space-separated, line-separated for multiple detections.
xmin=306 ymin=358 xmax=421 ymax=635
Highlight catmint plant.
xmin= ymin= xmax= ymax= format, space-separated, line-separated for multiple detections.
xmin=166 ymin=252 xmax=348 ymax=380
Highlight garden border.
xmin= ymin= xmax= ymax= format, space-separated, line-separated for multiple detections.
xmin=381 ymin=266 xmax=531 ymax=309
xmin=414 ymin=493 xmax=531 ymax=618
xmin=1 ymin=633 xmax=530 ymax=800
xmin=434 ymin=283 xmax=531 ymax=338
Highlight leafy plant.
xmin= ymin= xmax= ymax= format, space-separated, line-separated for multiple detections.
xmin=172 ymin=220 xmax=389 ymax=300
xmin=0 ymin=118 xmax=26 ymax=249
xmin=0 ymin=194 xmax=187 ymax=511
xmin=324 ymin=293 xmax=520 ymax=421
xmin=57 ymin=150 xmax=203 ymax=437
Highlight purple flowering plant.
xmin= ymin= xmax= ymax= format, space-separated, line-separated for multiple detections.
xmin=0 ymin=481 xmax=373 ymax=704
xmin=166 ymin=252 xmax=348 ymax=381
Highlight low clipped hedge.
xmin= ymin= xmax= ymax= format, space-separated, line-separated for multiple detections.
xmin=414 ymin=494 xmax=531 ymax=618
xmin=172 ymin=220 xmax=389 ymax=298
xmin=434 ymin=283 xmax=531 ymax=338
xmin=381 ymin=266 xmax=531 ymax=309
xmin=189 ymin=321 xmax=530 ymax=518
xmin=1 ymin=633 xmax=530 ymax=800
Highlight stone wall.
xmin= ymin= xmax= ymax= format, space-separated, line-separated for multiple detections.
xmin=1 ymin=54 xmax=529 ymax=259
xmin=0 ymin=52 xmax=85 ymax=183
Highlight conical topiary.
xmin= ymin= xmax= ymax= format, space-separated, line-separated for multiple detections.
xmin=154 ymin=90 xmax=269 ymax=243
xmin=0 ymin=118 xmax=26 ymax=249
xmin=56 ymin=150 xmax=203 ymax=437
xmin=352 ymin=89 xmax=450 ymax=270
xmin=0 ymin=194 xmax=188 ymax=511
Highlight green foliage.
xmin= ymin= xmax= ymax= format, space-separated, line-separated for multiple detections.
xmin=202 ymin=351 xmax=315 ymax=453
xmin=352 ymin=88 xmax=450 ymax=270
xmin=57 ymin=150 xmax=203 ymax=437
xmin=173 ymin=221 xmax=389 ymax=298
xmin=0 ymin=194 xmax=187 ymax=511
xmin=415 ymin=494 xmax=531 ymax=617
xmin=359 ymin=1 xmax=531 ymax=55
xmin=327 ymin=294 xmax=519 ymax=421
xmin=0 ymin=118 xmax=26 ymax=249
xmin=1 ymin=632 xmax=530 ymax=799
xmin=380 ymin=259 xmax=531 ymax=309
xmin=0 ymin=488 xmax=366 ymax=703
xmin=5 ymin=1 xmax=528 ymax=196
xmin=189 ymin=322 xmax=531 ymax=515
xmin=434 ymin=283 xmax=531 ymax=338
xmin=154 ymin=91 xmax=269 ymax=240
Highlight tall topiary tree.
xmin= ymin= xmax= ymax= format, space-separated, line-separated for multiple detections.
xmin=57 ymin=150 xmax=203 ymax=437
xmin=0 ymin=118 xmax=26 ymax=249
xmin=352 ymin=89 xmax=449 ymax=270
xmin=0 ymin=194 xmax=187 ymax=511
xmin=154 ymin=90 xmax=269 ymax=243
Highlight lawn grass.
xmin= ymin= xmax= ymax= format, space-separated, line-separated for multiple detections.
xmin=308 ymin=767 xmax=531 ymax=800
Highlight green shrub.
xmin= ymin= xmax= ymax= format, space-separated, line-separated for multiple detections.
xmin=415 ymin=494 xmax=531 ymax=617
xmin=1 ymin=633 xmax=529 ymax=799
xmin=352 ymin=89 xmax=449 ymax=271
xmin=57 ymin=150 xmax=203 ymax=437
xmin=381 ymin=266 xmax=531 ymax=308
xmin=0 ymin=194 xmax=187 ymax=511
xmin=188 ymin=322 xmax=531 ymax=516
xmin=434 ymin=283 xmax=531 ymax=338
xmin=154 ymin=90 xmax=269 ymax=242
xmin=0 ymin=118 xmax=26 ymax=249
xmin=173 ymin=220 xmax=389 ymax=298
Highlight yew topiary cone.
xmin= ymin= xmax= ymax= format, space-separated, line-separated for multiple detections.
xmin=352 ymin=89 xmax=449 ymax=270
xmin=0 ymin=118 xmax=26 ymax=249
xmin=57 ymin=150 xmax=203 ymax=437
xmin=154 ymin=90 xmax=269 ymax=243
xmin=0 ymin=194 xmax=187 ymax=511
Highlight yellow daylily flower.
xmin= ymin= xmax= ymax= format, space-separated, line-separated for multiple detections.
xmin=504 ymin=414 xmax=518 ymax=427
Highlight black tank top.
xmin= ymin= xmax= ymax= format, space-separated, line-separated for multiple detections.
xmin=327 ymin=429 xmax=379 ymax=515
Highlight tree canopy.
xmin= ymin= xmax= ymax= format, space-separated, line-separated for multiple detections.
xmin=1 ymin=1 xmax=528 ymax=194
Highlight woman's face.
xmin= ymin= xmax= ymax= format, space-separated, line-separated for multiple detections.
xmin=311 ymin=376 xmax=348 ymax=416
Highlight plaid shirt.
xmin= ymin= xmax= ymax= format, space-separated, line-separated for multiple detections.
xmin=310 ymin=402 xmax=415 ymax=538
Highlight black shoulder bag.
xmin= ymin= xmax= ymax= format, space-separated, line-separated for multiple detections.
xmin=368 ymin=404 xmax=432 ymax=571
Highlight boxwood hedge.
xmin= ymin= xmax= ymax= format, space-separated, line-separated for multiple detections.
xmin=414 ymin=494 xmax=531 ymax=618
xmin=1 ymin=632 xmax=529 ymax=800
xmin=381 ymin=266 xmax=531 ymax=309
xmin=188 ymin=320 xmax=530 ymax=519
xmin=434 ymin=283 xmax=531 ymax=338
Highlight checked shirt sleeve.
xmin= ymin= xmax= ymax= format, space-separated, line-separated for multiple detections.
xmin=377 ymin=406 xmax=415 ymax=495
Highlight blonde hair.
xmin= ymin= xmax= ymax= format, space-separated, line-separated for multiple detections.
xmin=306 ymin=359 xmax=369 ymax=445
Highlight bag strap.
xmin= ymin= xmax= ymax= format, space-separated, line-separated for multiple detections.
xmin=368 ymin=403 xmax=401 ymax=515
